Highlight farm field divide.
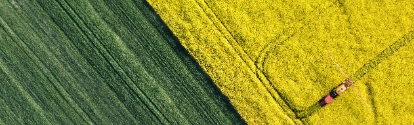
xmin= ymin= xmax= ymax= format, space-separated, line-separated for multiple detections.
xmin=0 ymin=0 xmax=245 ymax=124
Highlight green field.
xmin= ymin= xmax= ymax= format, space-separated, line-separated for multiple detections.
xmin=0 ymin=0 xmax=245 ymax=124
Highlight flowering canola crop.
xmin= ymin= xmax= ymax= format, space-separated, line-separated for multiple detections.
xmin=148 ymin=0 xmax=414 ymax=124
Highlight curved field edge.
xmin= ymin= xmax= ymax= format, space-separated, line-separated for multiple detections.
xmin=0 ymin=0 xmax=245 ymax=124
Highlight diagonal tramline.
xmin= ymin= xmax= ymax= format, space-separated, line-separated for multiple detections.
xmin=320 ymin=52 xmax=373 ymax=114
xmin=296 ymin=31 xmax=413 ymax=119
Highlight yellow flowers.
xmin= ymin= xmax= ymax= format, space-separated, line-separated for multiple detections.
xmin=148 ymin=0 xmax=414 ymax=124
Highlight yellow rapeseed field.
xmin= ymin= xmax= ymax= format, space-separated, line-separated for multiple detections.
xmin=148 ymin=0 xmax=414 ymax=124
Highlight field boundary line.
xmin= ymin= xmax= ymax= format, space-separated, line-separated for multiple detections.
xmin=193 ymin=1 xmax=301 ymax=123
xmin=100 ymin=1 xmax=192 ymax=123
